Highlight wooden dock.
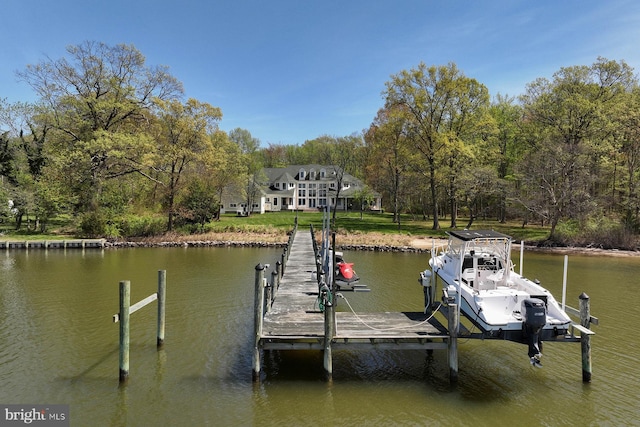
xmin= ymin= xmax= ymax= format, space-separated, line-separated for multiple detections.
xmin=253 ymin=226 xmax=454 ymax=381
xmin=253 ymin=224 xmax=597 ymax=383
xmin=0 ymin=239 xmax=106 ymax=250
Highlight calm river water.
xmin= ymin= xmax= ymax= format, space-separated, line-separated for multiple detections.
xmin=0 ymin=244 xmax=638 ymax=426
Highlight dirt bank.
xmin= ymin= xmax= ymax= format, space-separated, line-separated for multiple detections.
xmin=407 ymin=237 xmax=640 ymax=257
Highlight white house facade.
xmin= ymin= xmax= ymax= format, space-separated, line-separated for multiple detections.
xmin=220 ymin=165 xmax=381 ymax=215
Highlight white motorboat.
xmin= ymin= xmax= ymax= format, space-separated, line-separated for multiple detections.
xmin=420 ymin=230 xmax=572 ymax=366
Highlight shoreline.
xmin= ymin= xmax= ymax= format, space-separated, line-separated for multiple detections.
xmin=110 ymin=232 xmax=640 ymax=257
xmin=2 ymin=231 xmax=638 ymax=257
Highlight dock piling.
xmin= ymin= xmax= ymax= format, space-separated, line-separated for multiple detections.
xmin=579 ymin=292 xmax=592 ymax=383
xmin=447 ymin=303 xmax=459 ymax=383
xmin=157 ymin=270 xmax=166 ymax=348
xmin=119 ymin=281 xmax=131 ymax=383
xmin=114 ymin=272 xmax=166 ymax=382
xmin=253 ymin=264 xmax=266 ymax=382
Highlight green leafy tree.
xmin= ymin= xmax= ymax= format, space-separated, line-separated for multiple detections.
xmin=488 ymin=95 xmax=523 ymax=223
xmin=177 ymin=177 xmax=219 ymax=232
xmin=383 ymin=62 xmax=490 ymax=229
xmin=614 ymin=87 xmax=640 ymax=230
xmin=152 ymin=98 xmax=223 ymax=230
xmin=228 ymin=128 xmax=263 ymax=216
xmin=364 ymin=105 xmax=415 ymax=227
xmin=352 ymin=186 xmax=375 ymax=220
xmin=519 ymin=57 xmax=636 ymax=237
xmin=204 ymin=130 xmax=246 ymax=220
xmin=17 ymin=41 xmax=183 ymax=215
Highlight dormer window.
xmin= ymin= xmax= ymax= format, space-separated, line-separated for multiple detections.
xmin=299 ymin=168 xmax=306 ymax=180
xmin=309 ymin=169 xmax=316 ymax=180
xmin=320 ymin=168 xmax=326 ymax=179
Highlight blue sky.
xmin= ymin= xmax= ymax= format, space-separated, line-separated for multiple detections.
xmin=2 ymin=1 xmax=640 ymax=145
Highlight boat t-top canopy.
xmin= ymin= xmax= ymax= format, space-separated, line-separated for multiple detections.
xmin=447 ymin=230 xmax=511 ymax=241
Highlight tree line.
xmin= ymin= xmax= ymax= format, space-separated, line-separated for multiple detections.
xmin=1 ymin=42 xmax=638 ymax=245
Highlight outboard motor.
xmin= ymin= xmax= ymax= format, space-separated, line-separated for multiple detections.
xmin=522 ymin=298 xmax=546 ymax=367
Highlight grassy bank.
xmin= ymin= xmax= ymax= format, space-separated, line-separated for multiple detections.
xmin=0 ymin=211 xmax=550 ymax=244
xmin=205 ymin=211 xmax=550 ymax=243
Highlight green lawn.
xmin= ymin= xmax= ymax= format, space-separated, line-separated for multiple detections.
xmin=213 ymin=211 xmax=550 ymax=242
xmin=0 ymin=210 xmax=551 ymax=243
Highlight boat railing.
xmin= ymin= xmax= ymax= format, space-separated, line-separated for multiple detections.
xmin=430 ymin=240 xmax=447 ymax=257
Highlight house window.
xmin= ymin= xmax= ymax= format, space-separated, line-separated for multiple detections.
xmin=299 ymin=189 xmax=306 ymax=197
xmin=230 ymin=203 xmax=237 ymax=208
xmin=320 ymin=168 xmax=326 ymax=178
xmin=310 ymin=169 xmax=316 ymax=180
xmin=275 ymin=183 xmax=280 ymax=189
xmin=299 ymin=168 xmax=306 ymax=180
xmin=319 ymin=198 xmax=326 ymax=206
xmin=309 ymin=199 xmax=316 ymax=208
xmin=298 ymin=198 xmax=306 ymax=206
xmin=299 ymin=183 xmax=306 ymax=188
xmin=289 ymin=183 xmax=295 ymax=189
xmin=274 ymin=198 xmax=278 ymax=205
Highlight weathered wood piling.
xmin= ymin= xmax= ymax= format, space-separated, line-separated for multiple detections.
xmin=580 ymin=292 xmax=593 ymax=383
xmin=114 ymin=270 xmax=167 ymax=383
xmin=119 ymin=281 xmax=131 ymax=382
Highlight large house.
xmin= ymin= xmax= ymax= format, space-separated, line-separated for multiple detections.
xmin=220 ymin=165 xmax=381 ymax=215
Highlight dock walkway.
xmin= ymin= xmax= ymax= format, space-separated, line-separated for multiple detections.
xmin=259 ymin=228 xmax=449 ymax=353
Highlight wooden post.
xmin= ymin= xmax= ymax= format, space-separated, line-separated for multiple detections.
xmin=157 ymin=270 xmax=166 ymax=348
xmin=119 ymin=280 xmax=131 ymax=383
xmin=281 ymin=249 xmax=287 ymax=274
xmin=252 ymin=264 xmax=266 ymax=382
xmin=323 ymin=291 xmax=334 ymax=380
xmin=447 ymin=303 xmax=459 ymax=383
xmin=276 ymin=261 xmax=282 ymax=285
xmin=579 ymin=292 xmax=592 ymax=383
xmin=267 ymin=270 xmax=276 ymax=312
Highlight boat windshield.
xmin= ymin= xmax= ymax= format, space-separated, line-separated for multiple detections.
xmin=467 ymin=238 xmax=511 ymax=264
xmin=446 ymin=236 xmax=465 ymax=257
xmin=445 ymin=231 xmax=512 ymax=268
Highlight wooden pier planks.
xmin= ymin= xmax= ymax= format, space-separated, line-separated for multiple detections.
xmin=263 ymin=230 xmax=324 ymax=338
xmin=261 ymin=230 xmax=447 ymax=345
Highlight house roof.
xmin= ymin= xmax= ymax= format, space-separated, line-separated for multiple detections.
xmin=261 ymin=164 xmax=380 ymax=198
xmin=263 ymin=165 xmax=344 ymax=182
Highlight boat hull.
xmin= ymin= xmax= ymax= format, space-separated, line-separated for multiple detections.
xmin=436 ymin=270 xmax=571 ymax=343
